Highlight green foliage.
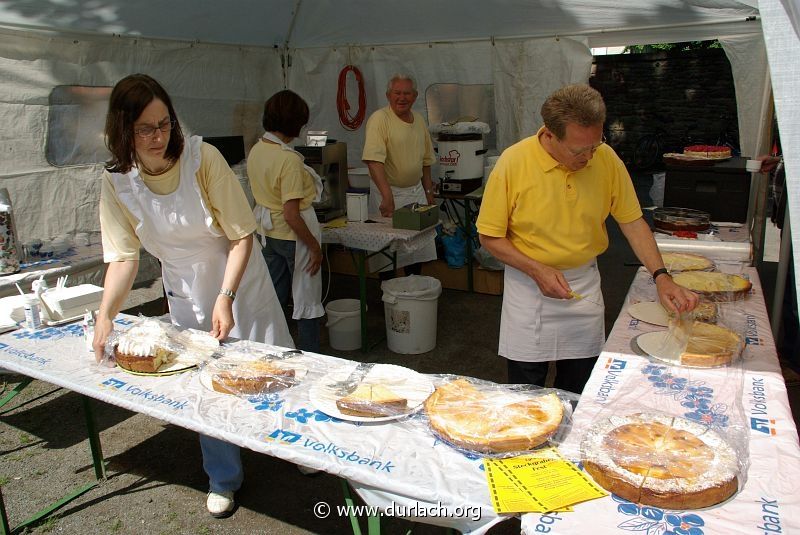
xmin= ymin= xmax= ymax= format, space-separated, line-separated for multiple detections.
xmin=625 ymin=40 xmax=721 ymax=53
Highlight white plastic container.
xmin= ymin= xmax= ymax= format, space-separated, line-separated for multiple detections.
xmin=381 ymin=275 xmax=442 ymax=354
xmin=347 ymin=167 xmax=371 ymax=189
xmin=40 ymin=284 xmax=103 ymax=321
xmin=325 ymin=299 xmax=362 ymax=351
xmin=23 ymin=295 xmax=41 ymax=329
xmin=346 ymin=192 xmax=369 ymax=222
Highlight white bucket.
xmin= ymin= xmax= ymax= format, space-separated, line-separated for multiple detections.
xmin=381 ymin=275 xmax=442 ymax=354
xmin=325 ymin=299 xmax=362 ymax=351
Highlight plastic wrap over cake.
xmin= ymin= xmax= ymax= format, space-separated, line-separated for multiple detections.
xmin=672 ymin=271 xmax=752 ymax=302
xmin=202 ymin=347 xmax=309 ymax=396
xmin=581 ymin=412 xmax=743 ymax=510
xmin=106 ymin=315 xmax=219 ymax=373
xmin=429 ymin=121 xmax=491 ymax=135
xmin=421 ymin=376 xmax=576 ymax=457
xmin=660 ymin=252 xmax=716 ymax=273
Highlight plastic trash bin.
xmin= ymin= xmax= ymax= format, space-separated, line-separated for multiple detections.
xmin=325 ymin=299 xmax=362 ymax=351
xmin=381 ymin=275 xmax=442 ymax=354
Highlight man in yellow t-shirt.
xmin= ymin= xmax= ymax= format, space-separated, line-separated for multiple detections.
xmin=477 ymin=84 xmax=697 ymax=393
xmin=362 ymin=74 xmax=437 ymax=276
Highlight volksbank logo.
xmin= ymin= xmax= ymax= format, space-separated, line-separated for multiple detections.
xmin=266 ymin=428 xmax=396 ymax=473
xmin=595 ymin=358 xmax=627 ymax=404
xmin=750 ymin=417 xmax=776 ymax=436
xmin=99 ymin=377 xmax=188 ymax=410
xmin=744 ymin=314 xmax=762 ymax=345
xmin=749 ymin=377 xmax=776 ymax=436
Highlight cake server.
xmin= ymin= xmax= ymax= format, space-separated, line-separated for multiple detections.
xmin=331 ymin=362 xmax=375 ymax=396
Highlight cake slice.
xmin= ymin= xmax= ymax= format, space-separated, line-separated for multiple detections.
xmin=680 ymin=321 xmax=743 ymax=367
xmin=336 ymin=384 xmax=408 ymax=417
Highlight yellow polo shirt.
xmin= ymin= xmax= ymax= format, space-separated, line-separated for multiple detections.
xmin=247 ymin=140 xmax=318 ymax=241
xmin=477 ymin=128 xmax=642 ymax=270
xmin=100 ymin=142 xmax=256 ymax=262
xmin=362 ymin=106 xmax=435 ymax=188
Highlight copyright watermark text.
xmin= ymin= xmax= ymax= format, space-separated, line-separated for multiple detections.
xmin=313 ymin=500 xmax=482 ymax=522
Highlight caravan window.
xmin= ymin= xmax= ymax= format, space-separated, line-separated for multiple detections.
xmin=46 ymin=86 xmax=112 ymax=167
xmin=425 ymin=83 xmax=496 ymax=150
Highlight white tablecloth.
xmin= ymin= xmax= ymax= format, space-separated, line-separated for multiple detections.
xmin=521 ymin=267 xmax=800 ymax=534
xmin=0 ymin=243 xmax=161 ymax=298
xmin=322 ymin=217 xmax=436 ymax=256
xmin=0 ymin=317 xmax=503 ymax=534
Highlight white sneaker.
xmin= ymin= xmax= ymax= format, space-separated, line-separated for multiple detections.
xmin=206 ymin=490 xmax=236 ymax=518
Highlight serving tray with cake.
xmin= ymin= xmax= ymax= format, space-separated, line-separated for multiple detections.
xmin=423 ymin=378 xmax=569 ymax=455
xmin=310 ymin=363 xmax=434 ymax=422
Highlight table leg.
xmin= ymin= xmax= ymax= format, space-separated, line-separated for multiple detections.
xmin=0 ymin=378 xmax=33 ymax=412
xmin=0 ymin=395 xmax=105 ymax=534
xmin=465 ymin=200 xmax=474 ymax=292
xmin=356 ymin=251 xmax=368 ymax=353
xmin=339 ymin=479 xmax=381 ymax=535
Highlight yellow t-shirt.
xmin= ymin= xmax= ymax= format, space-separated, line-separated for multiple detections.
xmin=247 ymin=140 xmax=318 ymax=241
xmin=476 ymin=128 xmax=642 ymax=270
xmin=100 ymin=142 xmax=256 ymax=262
xmin=361 ymin=106 xmax=435 ymax=188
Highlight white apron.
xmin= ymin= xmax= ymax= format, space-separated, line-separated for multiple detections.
xmin=499 ymin=260 xmax=604 ymax=362
xmin=368 ymin=181 xmax=437 ymax=272
xmin=111 ymin=135 xmax=294 ymax=347
xmin=253 ymin=132 xmax=324 ymax=320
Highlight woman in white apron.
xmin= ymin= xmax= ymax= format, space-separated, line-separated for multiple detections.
xmin=94 ymin=74 xmax=293 ymax=518
xmin=247 ymin=90 xmax=324 ymax=352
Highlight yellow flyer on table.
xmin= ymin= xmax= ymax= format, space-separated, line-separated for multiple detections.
xmin=484 ymin=447 xmax=607 ymax=513
xmin=485 ymin=459 xmax=558 ymax=513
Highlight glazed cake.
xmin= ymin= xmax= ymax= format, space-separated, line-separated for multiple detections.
xmin=582 ymin=413 xmax=739 ymax=509
xmin=424 ymin=379 xmax=564 ymax=453
xmin=672 ymin=272 xmax=751 ymax=301
xmin=660 ymin=252 xmax=714 ymax=272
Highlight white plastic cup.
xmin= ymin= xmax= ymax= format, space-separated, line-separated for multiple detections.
xmin=746 ymin=159 xmax=762 ymax=172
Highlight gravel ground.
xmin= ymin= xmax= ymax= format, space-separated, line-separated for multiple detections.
xmin=0 ymin=276 xmax=521 ymax=535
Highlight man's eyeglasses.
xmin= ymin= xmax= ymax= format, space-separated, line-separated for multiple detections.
xmin=134 ymin=119 xmax=176 ymax=139
xmin=561 ymin=133 xmax=606 ymax=157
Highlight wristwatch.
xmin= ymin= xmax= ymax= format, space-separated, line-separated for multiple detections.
xmin=219 ymin=288 xmax=237 ymax=300
xmin=652 ymin=267 xmax=671 ymax=282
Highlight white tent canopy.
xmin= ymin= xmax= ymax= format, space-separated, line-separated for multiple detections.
xmin=0 ymin=0 xmax=797 ymax=315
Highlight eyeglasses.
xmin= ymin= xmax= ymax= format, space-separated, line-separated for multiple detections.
xmin=560 ymin=133 xmax=606 ymax=157
xmin=134 ymin=118 xmax=175 ymax=139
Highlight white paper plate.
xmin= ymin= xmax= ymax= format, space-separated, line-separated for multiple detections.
xmin=199 ymin=355 xmax=310 ymax=394
xmin=628 ymin=301 xmax=670 ymax=327
xmin=635 ymin=331 xmax=684 ymax=366
xmin=310 ymin=363 xmax=434 ymax=423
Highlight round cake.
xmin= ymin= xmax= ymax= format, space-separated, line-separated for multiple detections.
xmin=672 ymin=272 xmax=751 ymax=301
xmin=114 ymin=322 xmax=176 ymax=373
xmin=210 ymin=360 xmax=297 ymax=395
xmin=683 ymin=145 xmax=732 ymax=159
xmin=582 ymin=413 xmax=739 ymax=509
xmin=424 ymin=379 xmax=564 ymax=453
xmin=661 ymin=252 xmax=714 ymax=272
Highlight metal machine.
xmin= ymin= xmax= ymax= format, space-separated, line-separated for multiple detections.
xmin=294 ymin=141 xmax=348 ymax=222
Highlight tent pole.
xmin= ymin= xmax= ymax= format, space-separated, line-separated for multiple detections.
xmin=772 ymin=209 xmax=791 ymax=341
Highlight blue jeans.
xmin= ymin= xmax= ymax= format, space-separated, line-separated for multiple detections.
xmin=199 ymin=434 xmax=243 ymax=493
xmin=261 ymin=236 xmax=321 ymax=353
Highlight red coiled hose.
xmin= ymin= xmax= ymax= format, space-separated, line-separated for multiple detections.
xmin=337 ymin=65 xmax=366 ymax=131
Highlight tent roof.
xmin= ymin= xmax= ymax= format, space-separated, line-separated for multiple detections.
xmin=0 ymin=0 xmax=759 ymax=49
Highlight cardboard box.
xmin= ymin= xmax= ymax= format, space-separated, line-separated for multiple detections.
xmin=392 ymin=204 xmax=439 ymax=230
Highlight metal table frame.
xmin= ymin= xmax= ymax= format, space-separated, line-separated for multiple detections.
xmin=435 ymin=186 xmax=483 ymax=291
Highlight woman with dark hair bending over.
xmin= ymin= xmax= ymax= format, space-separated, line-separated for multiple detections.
xmin=94 ymin=74 xmax=293 ymax=518
xmin=248 ymin=90 xmax=324 ymax=352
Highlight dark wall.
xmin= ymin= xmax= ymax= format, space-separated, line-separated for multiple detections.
xmin=590 ymin=48 xmax=739 ymax=169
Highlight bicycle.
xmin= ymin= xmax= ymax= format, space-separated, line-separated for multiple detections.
xmin=632 ymin=126 xmax=667 ymax=171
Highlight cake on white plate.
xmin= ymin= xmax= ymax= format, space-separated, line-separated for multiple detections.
xmin=336 ymin=384 xmax=408 ymax=417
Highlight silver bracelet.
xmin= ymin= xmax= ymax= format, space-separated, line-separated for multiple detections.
xmin=219 ymin=288 xmax=236 ymax=300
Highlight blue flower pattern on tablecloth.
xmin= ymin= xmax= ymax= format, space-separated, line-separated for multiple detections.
xmin=641 ymin=364 xmax=728 ymax=429
xmin=614 ymin=495 xmax=705 ymax=534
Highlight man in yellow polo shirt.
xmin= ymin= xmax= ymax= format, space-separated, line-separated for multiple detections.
xmin=362 ymin=74 xmax=437 ymax=277
xmin=477 ymin=84 xmax=697 ymax=393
